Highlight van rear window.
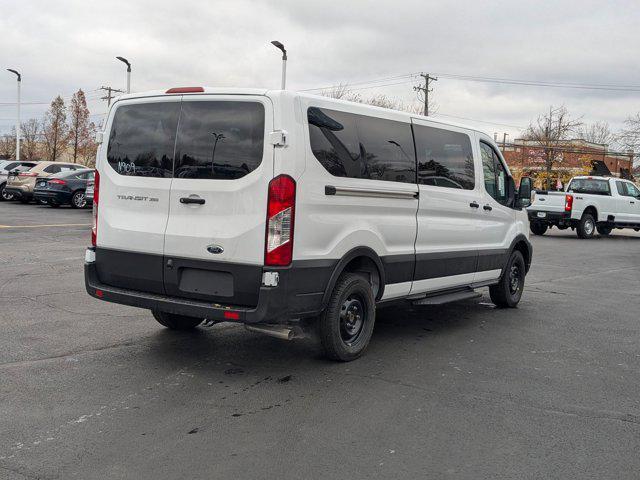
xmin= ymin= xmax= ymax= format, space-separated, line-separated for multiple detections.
xmin=174 ymin=101 xmax=265 ymax=180
xmin=567 ymin=178 xmax=610 ymax=195
xmin=107 ymin=102 xmax=180 ymax=178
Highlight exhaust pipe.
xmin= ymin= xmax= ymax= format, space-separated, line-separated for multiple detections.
xmin=245 ymin=324 xmax=296 ymax=341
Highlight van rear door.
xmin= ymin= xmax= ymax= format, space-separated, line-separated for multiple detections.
xmin=95 ymin=97 xmax=181 ymax=294
xmin=162 ymin=96 xmax=273 ymax=307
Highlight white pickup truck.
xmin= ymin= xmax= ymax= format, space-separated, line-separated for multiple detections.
xmin=527 ymin=176 xmax=640 ymax=238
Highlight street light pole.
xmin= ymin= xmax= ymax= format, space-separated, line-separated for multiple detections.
xmin=6 ymin=69 xmax=21 ymax=160
xmin=116 ymin=57 xmax=131 ymax=93
xmin=270 ymin=41 xmax=287 ymax=90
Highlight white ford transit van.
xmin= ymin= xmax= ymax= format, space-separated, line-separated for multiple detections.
xmin=85 ymin=87 xmax=533 ymax=361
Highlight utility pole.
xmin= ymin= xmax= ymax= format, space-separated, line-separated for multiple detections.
xmin=413 ymin=73 xmax=437 ymax=116
xmin=99 ymin=86 xmax=124 ymax=107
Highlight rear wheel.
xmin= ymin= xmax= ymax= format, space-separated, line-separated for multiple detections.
xmin=318 ymin=273 xmax=376 ymax=362
xmin=597 ymin=225 xmax=612 ymax=236
xmin=529 ymin=222 xmax=548 ymax=236
xmin=577 ymin=213 xmax=596 ymax=239
xmin=489 ymin=250 xmax=525 ymax=308
xmin=152 ymin=310 xmax=203 ymax=330
xmin=0 ymin=183 xmax=12 ymax=201
xmin=71 ymin=190 xmax=86 ymax=209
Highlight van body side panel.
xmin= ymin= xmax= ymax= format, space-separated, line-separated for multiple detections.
xmin=296 ymin=97 xmax=419 ymax=300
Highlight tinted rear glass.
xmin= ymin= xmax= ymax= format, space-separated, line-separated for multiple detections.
xmin=174 ymin=101 xmax=265 ymax=180
xmin=107 ymin=102 xmax=180 ymax=178
xmin=567 ymin=178 xmax=610 ymax=195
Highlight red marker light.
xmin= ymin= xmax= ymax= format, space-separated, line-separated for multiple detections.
xmin=224 ymin=311 xmax=240 ymax=320
xmin=95 ymin=289 xmax=104 ymax=298
xmin=165 ymin=87 xmax=205 ymax=94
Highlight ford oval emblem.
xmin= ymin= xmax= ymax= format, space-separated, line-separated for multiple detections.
xmin=207 ymin=244 xmax=224 ymax=254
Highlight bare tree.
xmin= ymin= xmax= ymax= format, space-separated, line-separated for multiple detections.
xmin=577 ymin=121 xmax=614 ymax=146
xmin=0 ymin=131 xmax=16 ymax=159
xmin=42 ymin=96 xmax=68 ymax=162
xmin=20 ymin=119 xmax=42 ymax=161
xmin=68 ymin=89 xmax=92 ymax=163
xmin=79 ymin=121 xmax=98 ymax=166
xmin=523 ymin=106 xmax=583 ymax=190
xmin=617 ymin=113 xmax=640 ymax=154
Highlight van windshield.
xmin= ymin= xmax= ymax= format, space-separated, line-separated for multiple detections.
xmin=567 ymin=178 xmax=610 ymax=195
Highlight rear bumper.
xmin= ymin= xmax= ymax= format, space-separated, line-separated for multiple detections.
xmin=84 ymin=249 xmax=334 ymax=324
xmin=34 ymin=190 xmax=72 ymax=203
xmin=528 ymin=210 xmax=572 ymax=225
xmin=4 ymin=186 xmax=32 ymax=200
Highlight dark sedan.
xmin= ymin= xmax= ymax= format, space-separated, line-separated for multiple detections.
xmin=34 ymin=169 xmax=94 ymax=208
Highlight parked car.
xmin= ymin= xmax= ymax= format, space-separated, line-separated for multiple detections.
xmin=85 ymin=87 xmax=533 ymax=361
xmin=34 ymin=169 xmax=94 ymax=208
xmin=527 ymin=176 xmax=640 ymax=238
xmin=0 ymin=160 xmax=39 ymax=201
xmin=4 ymin=161 xmax=85 ymax=203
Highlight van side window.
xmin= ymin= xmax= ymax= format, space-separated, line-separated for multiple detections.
xmin=107 ymin=102 xmax=180 ymax=178
xmin=174 ymin=101 xmax=265 ymax=180
xmin=413 ymin=124 xmax=474 ymax=190
xmin=480 ymin=142 xmax=508 ymax=205
xmin=308 ymin=107 xmax=415 ymax=184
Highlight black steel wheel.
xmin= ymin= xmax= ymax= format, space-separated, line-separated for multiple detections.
xmin=319 ymin=273 xmax=376 ymax=361
xmin=490 ymin=250 xmax=526 ymax=308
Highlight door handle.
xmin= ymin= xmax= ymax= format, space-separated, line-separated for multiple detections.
xmin=469 ymin=201 xmax=479 ymax=208
xmin=180 ymin=196 xmax=205 ymax=205
xmin=631 ymin=201 xmax=636 ymax=204
xmin=483 ymin=204 xmax=493 ymax=211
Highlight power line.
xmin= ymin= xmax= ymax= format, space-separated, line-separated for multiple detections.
xmin=413 ymin=73 xmax=437 ymax=116
xmin=99 ymin=86 xmax=124 ymax=107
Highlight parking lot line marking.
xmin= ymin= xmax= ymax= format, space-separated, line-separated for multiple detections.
xmin=0 ymin=223 xmax=91 ymax=229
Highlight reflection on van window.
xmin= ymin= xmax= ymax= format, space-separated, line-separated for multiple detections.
xmin=174 ymin=102 xmax=265 ymax=180
xmin=107 ymin=102 xmax=180 ymax=178
xmin=413 ymin=125 xmax=474 ymax=190
xmin=308 ymin=107 xmax=415 ymax=184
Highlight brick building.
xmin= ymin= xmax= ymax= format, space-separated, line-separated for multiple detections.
xmin=501 ymin=139 xmax=634 ymax=188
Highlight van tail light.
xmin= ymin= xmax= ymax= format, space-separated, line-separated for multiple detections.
xmin=91 ymin=170 xmax=100 ymax=247
xmin=265 ymin=175 xmax=296 ymax=266
xmin=565 ymin=194 xmax=573 ymax=212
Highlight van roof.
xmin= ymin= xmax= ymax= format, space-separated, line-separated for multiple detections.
xmin=113 ymin=87 xmax=491 ymax=138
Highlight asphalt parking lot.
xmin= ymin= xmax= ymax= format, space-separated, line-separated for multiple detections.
xmin=1 ymin=201 xmax=639 ymax=480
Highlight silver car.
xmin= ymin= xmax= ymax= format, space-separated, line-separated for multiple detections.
xmin=0 ymin=160 xmax=39 ymax=201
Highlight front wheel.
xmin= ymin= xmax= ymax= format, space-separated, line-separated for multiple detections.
xmin=530 ymin=222 xmax=548 ymax=236
xmin=597 ymin=226 xmax=612 ymax=236
xmin=489 ymin=250 xmax=526 ymax=308
xmin=318 ymin=273 xmax=376 ymax=362
xmin=577 ymin=213 xmax=596 ymax=239
xmin=152 ymin=310 xmax=203 ymax=330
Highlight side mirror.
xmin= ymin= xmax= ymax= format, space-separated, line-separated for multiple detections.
xmin=517 ymin=177 xmax=532 ymax=208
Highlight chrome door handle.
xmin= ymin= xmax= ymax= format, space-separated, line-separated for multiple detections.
xmin=483 ymin=204 xmax=493 ymax=211
xmin=469 ymin=201 xmax=479 ymax=208
xmin=180 ymin=196 xmax=205 ymax=205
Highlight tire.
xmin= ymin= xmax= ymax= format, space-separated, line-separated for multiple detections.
xmin=19 ymin=197 xmax=30 ymax=204
xmin=71 ymin=190 xmax=86 ymax=209
xmin=36 ymin=198 xmax=48 ymax=205
xmin=597 ymin=226 xmax=612 ymax=236
xmin=489 ymin=250 xmax=526 ymax=308
xmin=318 ymin=273 xmax=376 ymax=362
xmin=576 ymin=213 xmax=596 ymax=239
xmin=152 ymin=310 xmax=203 ymax=330
xmin=529 ymin=222 xmax=548 ymax=236
xmin=0 ymin=183 xmax=12 ymax=201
